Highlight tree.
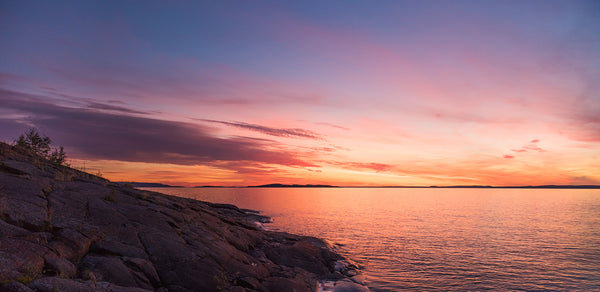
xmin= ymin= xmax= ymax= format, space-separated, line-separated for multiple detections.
xmin=15 ymin=128 xmax=67 ymax=165
xmin=16 ymin=128 xmax=52 ymax=156
xmin=49 ymin=146 xmax=67 ymax=165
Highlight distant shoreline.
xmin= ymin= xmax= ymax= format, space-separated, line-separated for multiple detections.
xmin=345 ymin=185 xmax=600 ymax=189
xmin=139 ymin=183 xmax=600 ymax=189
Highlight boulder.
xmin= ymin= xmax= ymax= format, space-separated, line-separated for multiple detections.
xmin=43 ymin=255 xmax=77 ymax=278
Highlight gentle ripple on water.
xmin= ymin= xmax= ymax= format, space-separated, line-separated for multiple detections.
xmin=146 ymin=187 xmax=600 ymax=291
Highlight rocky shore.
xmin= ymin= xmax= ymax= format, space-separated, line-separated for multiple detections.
xmin=0 ymin=142 xmax=368 ymax=292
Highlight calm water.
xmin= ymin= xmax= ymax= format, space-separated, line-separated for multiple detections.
xmin=146 ymin=187 xmax=600 ymax=291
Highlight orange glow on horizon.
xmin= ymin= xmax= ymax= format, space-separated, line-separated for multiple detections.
xmin=1 ymin=2 xmax=598 ymax=187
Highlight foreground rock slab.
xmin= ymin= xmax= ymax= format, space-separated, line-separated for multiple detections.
xmin=0 ymin=142 xmax=367 ymax=291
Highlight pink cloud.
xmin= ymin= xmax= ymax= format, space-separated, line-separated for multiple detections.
xmin=511 ymin=139 xmax=546 ymax=154
xmin=314 ymin=122 xmax=350 ymax=131
xmin=569 ymin=176 xmax=600 ymax=185
xmin=198 ymin=119 xmax=324 ymax=140
xmin=523 ymin=145 xmax=546 ymax=152
xmin=504 ymin=155 xmax=515 ymax=159
xmin=326 ymin=161 xmax=393 ymax=173
xmin=563 ymin=112 xmax=600 ymax=142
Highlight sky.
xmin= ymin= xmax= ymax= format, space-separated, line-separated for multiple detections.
xmin=1 ymin=0 xmax=599 ymax=186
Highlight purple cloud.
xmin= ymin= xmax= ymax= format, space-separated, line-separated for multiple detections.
xmin=198 ymin=119 xmax=324 ymax=140
xmin=86 ymin=101 xmax=151 ymax=115
xmin=568 ymin=111 xmax=600 ymax=142
xmin=0 ymin=89 xmax=317 ymax=169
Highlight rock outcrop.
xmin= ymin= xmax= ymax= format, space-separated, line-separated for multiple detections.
xmin=0 ymin=142 xmax=366 ymax=291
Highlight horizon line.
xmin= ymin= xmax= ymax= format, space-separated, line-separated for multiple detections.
xmin=130 ymin=182 xmax=600 ymax=189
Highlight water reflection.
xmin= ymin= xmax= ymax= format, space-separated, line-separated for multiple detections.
xmin=148 ymin=187 xmax=600 ymax=291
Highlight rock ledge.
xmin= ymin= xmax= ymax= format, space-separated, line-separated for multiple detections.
xmin=0 ymin=142 xmax=367 ymax=291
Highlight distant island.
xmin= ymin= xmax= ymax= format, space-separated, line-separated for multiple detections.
xmin=429 ymin=185 xmax=600 ymax=189
xmin=116 ymin=182 xmax=182 ymax=188
xmin=248 ymin=183 xmax=339 ymax=188
xmin=352 ymin=185 xmax=600 ymax=189
xmin=495 ymin=185 xmax=600 ymax=189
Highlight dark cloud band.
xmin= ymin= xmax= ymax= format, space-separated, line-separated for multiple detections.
xmin=0 ymin=89 xmax=316 ymax=169
xmin=198 ymin=119 xmax=324 ymax=140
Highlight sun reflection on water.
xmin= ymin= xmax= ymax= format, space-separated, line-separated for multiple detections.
xmin=149 ymin=187 xmax=600 ymax=291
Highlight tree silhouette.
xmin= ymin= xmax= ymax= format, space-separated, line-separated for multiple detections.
xmin=15 ymin=128 xmax=67 ymax=165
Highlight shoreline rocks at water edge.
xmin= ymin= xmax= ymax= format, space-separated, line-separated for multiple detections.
xmin=0 ymin=142 xmax=368 ymax=291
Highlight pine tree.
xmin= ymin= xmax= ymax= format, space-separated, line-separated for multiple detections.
xmin=15 ymin=128 xmax=67 ymax=165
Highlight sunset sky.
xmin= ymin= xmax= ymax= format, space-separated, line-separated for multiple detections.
xmin=1 ymin=1 xmax=599 ymax=186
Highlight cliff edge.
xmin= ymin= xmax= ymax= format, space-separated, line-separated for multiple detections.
xmin=0 ymin=142 xmax=366 ymax=292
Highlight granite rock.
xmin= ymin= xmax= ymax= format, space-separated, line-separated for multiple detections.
xmin=0 ymin=142 xmax=368 ymax=291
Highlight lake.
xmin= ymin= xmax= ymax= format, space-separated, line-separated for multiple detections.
xmin=145 ymin=187 xmax=600 ymax=291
